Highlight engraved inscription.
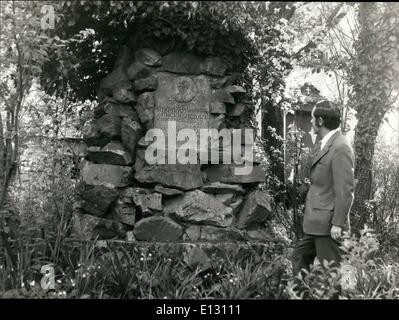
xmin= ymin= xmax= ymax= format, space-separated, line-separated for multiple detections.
xmin=154 ymin=73 xmax=210 ymax=136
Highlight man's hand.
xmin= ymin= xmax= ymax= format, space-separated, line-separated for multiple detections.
xmin=330 ymin=225 xmax=342 ymax=241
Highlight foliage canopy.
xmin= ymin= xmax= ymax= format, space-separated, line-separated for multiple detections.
xmin=40 ymin=1 xmax=294 ymax=102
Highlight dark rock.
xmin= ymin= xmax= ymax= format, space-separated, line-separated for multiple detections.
xmin=162 ymin=52 xmax=202 ymax=74
xmin=81 ymin=161 xmax=133 ymax=188
xmin=154 ymin=185 xmax=184 ymax=197
xmin=183 ymin=225 xmax=246 ymax=242
xmin=110 ymin=81 xmax=133 ymax=91
xmin=124 ymin=187 xmax=162 ymax=215
xmin=83 ymin=122 xmax=110 ymax=147
xmin=99 ymin=70 xmax=129 ymax=91
xmin=100 ymin=46 xmax=133 ymax=90
xmin=211 ymin=89 xmax=235 ymax=104
xmin=228 ymin=103 xmax=246 ymax=117
xmin=121 ymin=117 xmax=143 ymax=156
xmin=133 ymin=148 xmax=146 ymax=172
xmin=72 ymin=212 xmax=127 ymax=240
xmin=200 ymin=225 xmax=247 ymax=241
xmin=112 ymin=88 xmax=137 ymax=104
xmin=94 ymin=98 xmax=138 ymax=119
xmin=133 ymin=216 xmax=183 ymax=241
xmin=225 ymin=85 xmax=246 ymax=94
xmin=236 ymin=190 xmax=272 ymax=229
xmin=136 ymin=92 xmax=155 ymax=128
xmin=200 ymin=57 xmax=228 ymax=76
xmin=87 ymin=141 xmax=132 ymax=165
xmin=229 ymin=197 xmax=243 ymax=215
xmin=204 ymin=164 xmax=266 ymax=184
xmin=92 ymin=219 xmax=128 ymax=240
xmin=210 ymin=102 xmax=226 ymax=114
xmin=135 ymin=48 xmax=162 ymax=67
xmin=127 ymin=61 xmax=153 ymax=80
xmin=164 ymin=190 xmax=233 ymax=227
xmin=209 ymin=73 xmax=240 ymax=89
xmin=118 ymin=187 xmax=134 ymax=204
xmin=83 ymin=110 xmax=136 ymax=147
xmin=201 ymin=182 xmax=245 ymax=194
xmin=96 ymin=114 xmax=122 ymax=140
xmin=134 ymin=76 xmax=158 ymax=92
xmin=135 ymin=164 xmax=203 ymax=190
xmin=93 ymin=103 xmax=106 ymax=120
xmin=215 ymin=193 xmax=235 ymax=205
xmin=96 ymin=87 xmax=112 ymax=101
xmin=72 ymin=213 xmax=105 ymax=240
xmin=210 ymin=76 xmax=230 ymax=89
xmin=137 ymin=136 xmax=152 ymax=148
xmin=76 ymin=183 xmax=118 ymax=217
xmin=183 ymin=225 xmax=201 ymax=241
xmin=112 ymin=198 xmax=136 ymax=226
xmin=225 ymin=72 xmax=241 ymax=86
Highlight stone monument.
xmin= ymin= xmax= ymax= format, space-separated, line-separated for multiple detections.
xmin=74 ymin=44 xmax=273 ymax=243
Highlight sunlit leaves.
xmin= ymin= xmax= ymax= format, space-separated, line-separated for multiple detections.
xmin=35 ymin=1 xmax=296 ymax=103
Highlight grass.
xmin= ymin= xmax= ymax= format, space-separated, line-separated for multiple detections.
xmin=0 ymin=237 xmax=291 ymax=299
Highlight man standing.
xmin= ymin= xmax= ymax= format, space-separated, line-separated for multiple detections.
xmin=291 ymin=100 xmax=355 ymax=277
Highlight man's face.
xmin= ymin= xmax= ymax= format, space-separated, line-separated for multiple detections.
xmin=310 ymin=107 xmax=321 ymax=134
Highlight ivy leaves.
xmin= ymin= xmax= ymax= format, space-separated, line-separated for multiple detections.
xmin=349 ymin=3 xmax=399 ymax=113
xmin=39 ymin=1 xmax=260 ymax=101
xmin=3 ymin=0 xmax=294 ymax=112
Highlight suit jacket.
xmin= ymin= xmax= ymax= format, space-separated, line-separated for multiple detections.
xmin=303 ymin=130 xmax=355 ymax=236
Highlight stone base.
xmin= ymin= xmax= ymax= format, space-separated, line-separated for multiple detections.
xmin=77 ymin=45 xmax=271 ymax=244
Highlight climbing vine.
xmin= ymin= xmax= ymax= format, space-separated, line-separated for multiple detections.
xmin=348 ymin=3 xmax=399 ymax=231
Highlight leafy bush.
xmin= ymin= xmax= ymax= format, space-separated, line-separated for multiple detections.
xmin=368 ymin=136 xmax=399 ymax=252
xmin=1 ymin=240 xmax=291 ymax=299
xmin=285 ymin=228 xmax=399 ymax=299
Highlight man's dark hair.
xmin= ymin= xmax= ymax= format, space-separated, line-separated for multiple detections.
xmin=313 ymin=100 xmax=341 ymax=130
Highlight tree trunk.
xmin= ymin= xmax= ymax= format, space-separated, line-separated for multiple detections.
xmin=350 ymin=3 xmax=393 ymax=233
xmin=351 ymin=109 xmax=384 ymax=231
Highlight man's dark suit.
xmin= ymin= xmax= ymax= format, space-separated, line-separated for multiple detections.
xmin=292 ymin=130 xmax=355 ymax=276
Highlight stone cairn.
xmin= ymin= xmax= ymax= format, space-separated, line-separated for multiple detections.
xmin=74 ymin=45 xmax=273 ymax=243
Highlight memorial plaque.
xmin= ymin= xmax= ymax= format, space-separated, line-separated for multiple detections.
xmin=154 ymin=72 xmax=210 ymax=145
